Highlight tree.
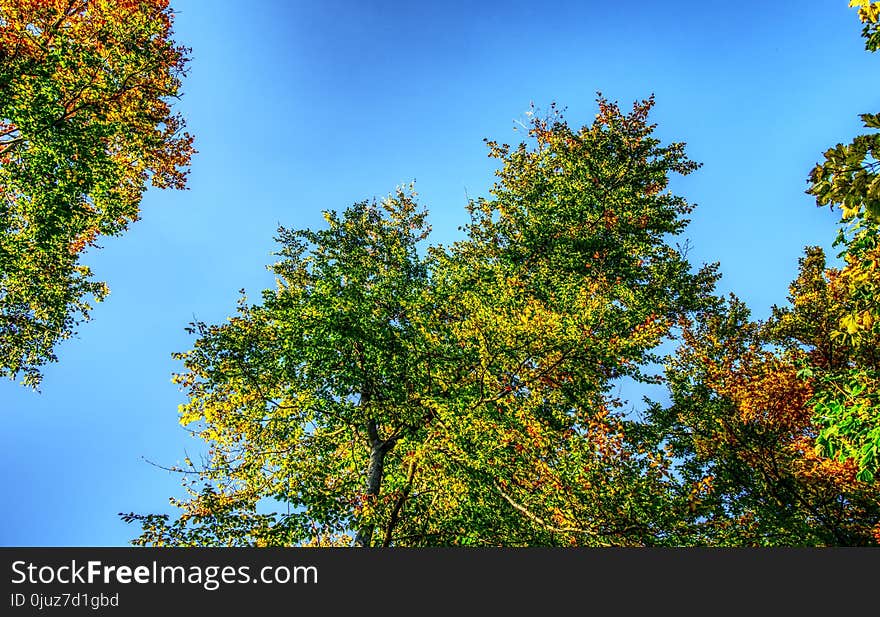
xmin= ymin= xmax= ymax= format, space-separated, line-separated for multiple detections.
xmin=121 ymin=4 xmax=880 ymax=548
xmin=646 ymin=287 xmax=880 ymax=546
xmin=0 ymin=0 xmax=194 ymax=387
xmin=801 ymin=0 xmax=880 ymax=480
xmin=417 ymin=97 xmax=719 ymax=545
xmin=622 ymin=3 xmax=880 ymax=546
xmin=125 ymin=97 xmax=721 ymax=546
xmin=124 ymin=190 xmax=442 ymax=546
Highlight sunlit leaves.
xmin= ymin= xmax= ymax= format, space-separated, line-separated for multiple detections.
xmin=127 ymin=98 xmax=722 ymax=547
xmin=651 ymin=295 xmax=880 ymax=545
xmin=124 ymin=189 xmax=440 ymax=546
xmin=428 ymin=96 xmax=720 ymax=546
xmin=799 ymin=2 xmax=880 ymax=479
xmin=0 ymin=0 xmax=194 ymax=386
xmin=850 ymin=0 xmax=880 ymax=50
xmin=125 ymin=82 xmax=880 ymax=547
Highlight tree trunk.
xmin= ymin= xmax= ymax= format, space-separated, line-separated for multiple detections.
xmin=354 ymin=418 xmax=392 ymax=547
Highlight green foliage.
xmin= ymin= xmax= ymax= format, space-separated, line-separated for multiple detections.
xmin=850 ymin=1 xmax=880 ymax=50
xmin=798 ymin=0 xmax=880 ymax=480
xmin=125 ymin=98 xmax=722 ymax=546
xmin=647 ymin=286 xmax=880 ymax=545
xmin=121 ymin=4 xmax=880 ymax=548
xmin=0 ymin=0 xmax=194 ymax=387
xmin=125 ymin=190 xmax=439 ymax=546
xmin=426 ymin=96 xmax=720 ymax=546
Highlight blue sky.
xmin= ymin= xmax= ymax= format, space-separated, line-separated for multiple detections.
xmin=1 ymin=0 xmax=876 ymax=545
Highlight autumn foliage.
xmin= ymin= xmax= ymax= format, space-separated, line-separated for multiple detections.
xmin=1 ymin=1 xmax=872 ymax=546
xmin=122 ymin=4 xmax=880 ymax=542
xmin=123 ymin=98 xmax=728 ymax=547
xmin=0 ymin=0 xmax=193 ymax=386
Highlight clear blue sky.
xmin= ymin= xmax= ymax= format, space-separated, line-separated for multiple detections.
xmin=1 ymin=0 xmax=875 ymax=546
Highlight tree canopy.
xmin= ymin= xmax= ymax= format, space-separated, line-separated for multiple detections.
xmin=0 ymin=0 xmax=860 ymax=547
xmin=0 ymin=0 xmax=193 ymax=387
xmin=802 ymin=0 xmax=880 ymax=481
xmin=124 ymin=97 xmax=730 ymax=546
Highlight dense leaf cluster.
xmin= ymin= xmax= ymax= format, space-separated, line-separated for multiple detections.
xmin=126 ymin=96 xmax=880 ymax=546
xmin=2 ymin=2 xmax=877 ymax=546
xmin=0 ymin=0 xmax=193 ymax=386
